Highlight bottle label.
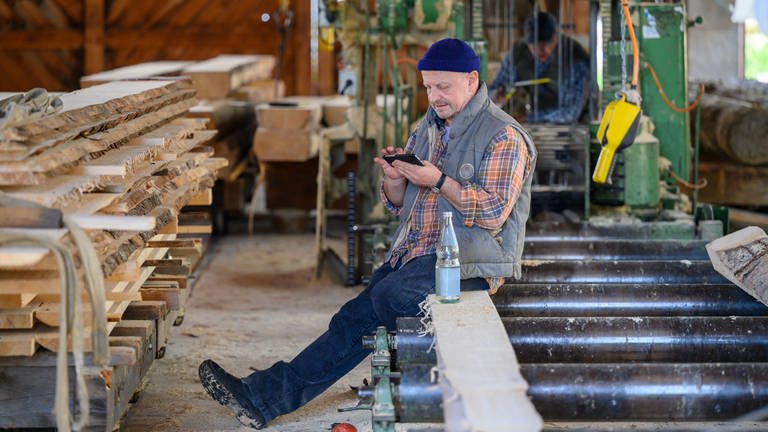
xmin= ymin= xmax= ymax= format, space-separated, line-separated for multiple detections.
xmin=436 ymin=266 xmax=460 ymax=300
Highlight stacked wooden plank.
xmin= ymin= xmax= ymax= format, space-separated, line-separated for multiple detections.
xmin=76 ymin=56 xmax=269 ymax=225
xmin=79 ymin=61 xmax=194 ymax=88
xmin=181 ymin=54 xmax=277 ymax=99
xmin=253 ymin=98 xmax=324 ymax=162
xmin=0 ymin=79 xmax=225 ymax=430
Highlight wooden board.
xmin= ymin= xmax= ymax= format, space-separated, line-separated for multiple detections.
xmin=80 ymin=60 xmax=194 ymax=88
xmin=707 ymin=226 xmax=768 ymax=307
xmin=182 ymin=54 xmax=276 ymax=98
xmin=429 ymin=291 xmax=543 ymax=431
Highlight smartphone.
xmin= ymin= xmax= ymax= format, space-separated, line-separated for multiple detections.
xmin=383 ymin=153 xmax=424 ymax=166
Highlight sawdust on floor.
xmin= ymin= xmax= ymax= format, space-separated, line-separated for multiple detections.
xmin=119 ymin=233 xmax=381 ymax=432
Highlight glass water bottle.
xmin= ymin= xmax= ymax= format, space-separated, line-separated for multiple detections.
xmin=435 ymin=211 xmax=460 ymax=303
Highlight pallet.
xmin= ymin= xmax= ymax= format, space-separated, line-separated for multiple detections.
xmin=0 ymin=319 xmax=155 ymax=431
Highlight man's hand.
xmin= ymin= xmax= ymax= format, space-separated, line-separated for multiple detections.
xmin=374 ymin=146 xmax=409 ymax=206
xmin=393 ymin=159 xmax=442 ymax=189
xmin=373 ymin=146 xmax=407 ymax=182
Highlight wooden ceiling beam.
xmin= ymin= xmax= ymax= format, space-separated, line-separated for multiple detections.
xmin=0 ymin=30 xmax=83 ymax=49
xmin=166 ymin=0 xmax=209 ymax=27
xmin=0 ymin=51 xmax=35 ymax=92
xmin=18 ymin=50 xmax=66 ymax=91
xmin=105 ymin=29 xmax=279 ymax=50
xmin=142 ymin=0 xmax=185 ymax=29
xmin=106 ymin=0 xmax=130 ymax=26
xmin=51 ymin=0 xmax=83 ymax=26
xmin=84 ymin=0 xmax=105 ymax=74
xmin=14 ymin=0 xmax=56 ymax=28
xmin=0 ymin=2 xmax=13 ymax=21
xmin=38 ymin=0 xmax=71 ymax=29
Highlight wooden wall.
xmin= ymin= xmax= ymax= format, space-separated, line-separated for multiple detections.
xmin=0 ymin=0 xmax=313 ymax=95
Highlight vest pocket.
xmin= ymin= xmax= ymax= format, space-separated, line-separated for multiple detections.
xmin=455 ymin=227 xmax=509 ymax=264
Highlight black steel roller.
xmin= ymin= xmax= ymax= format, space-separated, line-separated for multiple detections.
xmin=394 ymin=316 xmax=768 ymax=364
xmin=492 ymin=283 xmax=768 ymax=317
xmin=518 ymin=260 xmax=729 ymax=284
xmin=522 ymin=239 xmax=710 ymax=261
xmin=396 ymin=363 xmax=768 ymax=421
xmin=502 ymin=316 xmax=768 ymax=363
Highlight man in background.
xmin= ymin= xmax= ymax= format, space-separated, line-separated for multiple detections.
xmin=489 ymin=11 xmax=590 ymax=123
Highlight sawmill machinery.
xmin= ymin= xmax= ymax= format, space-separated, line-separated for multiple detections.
xmin=317 ymin=0 xmax=723 ymax=286
xmin=315 ymin=1 xmax=768 ymax=429
xmin=588 ymin=0 xmax=715 ymax=234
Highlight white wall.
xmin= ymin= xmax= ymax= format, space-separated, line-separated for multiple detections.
xmin=687 ymin=0 xmax=743 ymax=81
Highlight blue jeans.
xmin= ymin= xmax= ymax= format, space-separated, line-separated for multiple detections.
xmin=240 ymin=253 xmax=488 ymax=423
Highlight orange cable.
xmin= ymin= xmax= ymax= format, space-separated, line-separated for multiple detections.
xmin=397 ymin=57 xmax=419 ymax=66
xmin=645 ymin=63 xmax=705 ymax=113
xmin=669 ymin=168 xmax=708 ymax=190
xmin=622 ymin=1 xmax=639 ymax=87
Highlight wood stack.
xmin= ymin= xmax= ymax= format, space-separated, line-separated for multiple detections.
xmin=0 ymin=79 xmax=225 ymax=430
xmin=76 ymin=54 xmax=277 ymax=229
xmin=182 ymin=54 xmax=278 ymax=100
xmin=695 ymin=80 xmax=768 ymax=206
xmin=253 ymin=99 xmax=323 ymax=162
xmin=253 ymin=96 xmax=358 ymax=219
xmin=180 ymin=54 xmax=277 ymax=226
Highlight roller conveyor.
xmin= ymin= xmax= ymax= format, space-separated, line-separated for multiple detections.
xmin=360 ymin=231 xmax=768 ymax=428
xmin=395 ymin=363 xmax=768 ymax=421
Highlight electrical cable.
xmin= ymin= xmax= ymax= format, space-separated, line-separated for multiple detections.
xmin=622 ymin=0 xmax=639 ymax=88
xmin=645 ymin=62 xmax=706 ymax=113
xmin=668 ymin=167 xmax=708 ymax=190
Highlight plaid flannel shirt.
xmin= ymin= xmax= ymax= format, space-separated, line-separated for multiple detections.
xmin=380 ymin=120 xmax=532 ymax=292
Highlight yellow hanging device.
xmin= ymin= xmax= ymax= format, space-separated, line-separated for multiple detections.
xmin=592 ymin=93 xmax=641 ymax=184
xmin=592 ymin=0 xmax=642 ymax=184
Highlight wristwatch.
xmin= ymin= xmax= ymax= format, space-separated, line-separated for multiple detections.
xmin=431 ymin=173 xmax=447 ymax=194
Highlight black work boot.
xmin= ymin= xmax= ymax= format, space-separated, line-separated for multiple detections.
xmin=199 ymin=359 xmax=267 ymax=429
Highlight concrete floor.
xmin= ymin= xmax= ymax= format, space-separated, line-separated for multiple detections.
xmin=119 ymin=233 xmax=377 ymax=431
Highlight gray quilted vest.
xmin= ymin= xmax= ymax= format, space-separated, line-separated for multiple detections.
xmin=387 ymin=82 xmax=537 ymax=279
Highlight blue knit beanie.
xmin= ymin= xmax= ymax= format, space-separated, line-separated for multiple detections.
xmin=417 ymin=38 xmax=480 ymax=73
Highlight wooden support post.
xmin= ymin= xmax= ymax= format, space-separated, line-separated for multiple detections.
xmin=84 ymin=0 xmax=105 ymax=75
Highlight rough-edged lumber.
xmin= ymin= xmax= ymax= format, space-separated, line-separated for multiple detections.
xmin=0 ymin=93 xmax=197 ymax=185
xmin=429 ymin=291 xmax=543 ymax=431
xmin=1 ymin=175 xmax=102 ymax=208
xmin=707 ymin=226 xmax=768 ymax=307
xmin=61 ymin=192 xmax=120 ymax=215
xmin=79 ymin=60 xmax=193 ymax=88
xmin=0 ymin=206 xmax=61 ymax=228
xmin=67 ymin=214 xmax=156 ymax=231
xmin=0 ymin=79 xmax=196 ymax=159
xmin=698 ymin=93 xmax=768 ymax=165
xmin=182 ymin=54 xmax=276 ymax=99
